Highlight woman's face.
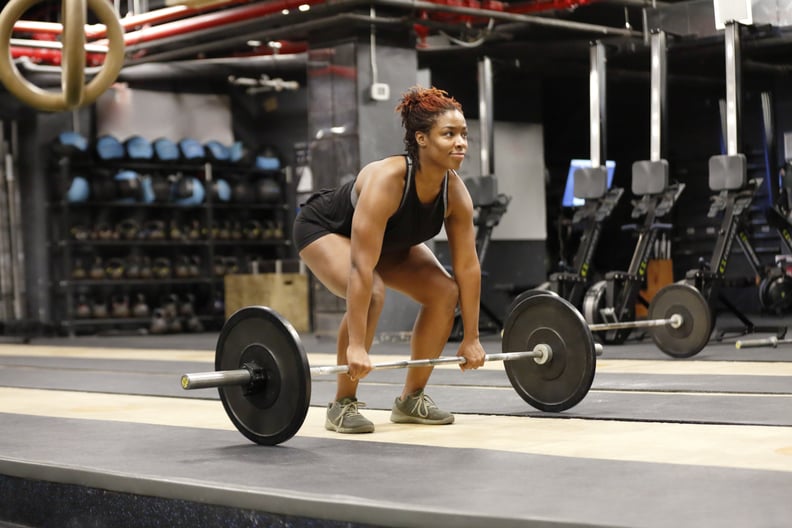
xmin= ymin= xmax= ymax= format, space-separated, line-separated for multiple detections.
xmin=416 ymin=109 xmax=468 ymax=170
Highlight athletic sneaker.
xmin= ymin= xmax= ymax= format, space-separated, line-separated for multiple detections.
xmin=390 ymin=389 xmax=454 ymax=425
xmin=325 ymin=397 xmax=375 ymax=434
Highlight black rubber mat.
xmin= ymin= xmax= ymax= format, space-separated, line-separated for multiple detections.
xmin=2 ymin=414 xmax=791 ymax=528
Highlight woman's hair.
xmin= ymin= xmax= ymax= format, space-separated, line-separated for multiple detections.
xmin=395 ymin=86 xmax=463 ymax=162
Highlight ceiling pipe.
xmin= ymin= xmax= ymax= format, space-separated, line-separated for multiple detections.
xmin=12 ymin=0 xmax=250 ymax=39
xmin=11 ymin=0 xmax=643 ymax=68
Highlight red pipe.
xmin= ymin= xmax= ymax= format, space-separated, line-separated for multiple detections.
xmin=505 ymin=0 xmax=593 ymax=14
xmin=94 ymin=0 xmax=328 ymax=47
xmin=11 ymin=45 xmax=106 ymax=66
xmin=12 ymin=1 xmax=252 ymax=39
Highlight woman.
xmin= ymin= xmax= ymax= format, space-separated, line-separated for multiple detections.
xmin=293 ymin=86 xmax=486 ymax=434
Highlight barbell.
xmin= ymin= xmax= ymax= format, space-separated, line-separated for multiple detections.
xmin=0 ymin=0 xmax=125 ymax=111
xmin=735 ymin=336 xmax=792 ymax=349
xmin=181 ymin=293 xmax=600 ymax=446
xmin=513 ymin=283 xmax=713 ymax=358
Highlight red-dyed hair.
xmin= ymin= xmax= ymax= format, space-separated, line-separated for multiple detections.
xmin=395 ymin=86 xmax=463 ymax=163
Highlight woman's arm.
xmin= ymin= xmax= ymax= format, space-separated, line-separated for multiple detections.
xmin=444 ymin=173 xmax=482 ymax=343
xmin=345 ymin=157 xmax=405 ymax=377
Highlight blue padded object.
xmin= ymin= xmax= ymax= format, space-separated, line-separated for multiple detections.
xmin=229 ymin=141 xmax=246 ymax=163
xmin=58 ymin=131 xmax=88 ymax=152
xmin=214 ymin=178 xmax=231 ymax=202
xmin=205 ymin=140 xmax=231 ymax=162
xmin=96 ymin=135 xmax=125 ymax=160
xmin=125 ymin=135 xmax=154 ymax=160
xmin=140 ymin=175 xmax=156 ymax=204
xmin=153 ymin=137 xmax=180 ymax=161
xmin=114 ymin=170 xmax=142 ymax=202
xmin=66 ymin=176 xmax=90 ymax=202
xmin=179 ymin=138 xmax=205 ymax=160
xmin=255 ymin=154 xmax=281 ymax=171
xmin=172 ymin=176 xmax=206 ymax=206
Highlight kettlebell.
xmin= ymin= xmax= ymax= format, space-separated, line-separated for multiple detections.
xmin=117 ymin=218 xmax=140 ymax=240
xmin=132 ymin=294 xmax=150 ymax=318
xmin=76 ymin=295 xmax=91 ymax=318
xmin=91 ymin=298 xmax=109 ymax=318
xmin=150 ymin=308 xmax=169 ymax=334
xmin=89 ymin=257 xmax=105 ymax=280
xmin=174 ymin=255 xmax=191 ymax=278
xmin=105 ymin=257 xmax=126 ymax=280
xmin=152 ymin=257 xmax=171 ymax=279
xmin=256 ymin=178 xmax=282 ymax=203
xmin=72 ymin=259 xmax=87 ymax=280
xmin=125 ymin=255 xmax=141 ymax=279
xmin=111 ymin=295 xmax=130 ymax=318
xmin=179 ymin=294 xmax=195 ymax=317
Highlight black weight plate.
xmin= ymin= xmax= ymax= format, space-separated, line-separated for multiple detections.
xmin=505 ymin=287 xmax=558 ymax=321
xmin=647 ymin=283 xmax=712 ymax=358
xmin=502 ymin=294 xmax=596 ymax=412
xmin=582 ymin=279 xmax=634 ymax=345
xmin=216 ymin=306 xmax=311 ymax=445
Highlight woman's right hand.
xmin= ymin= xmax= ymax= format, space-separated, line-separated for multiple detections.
xmin=345 ymin=344 xmax=373 ymax=381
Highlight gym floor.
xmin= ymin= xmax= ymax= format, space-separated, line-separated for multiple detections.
xmin=1 ymin=317 xmax=791 ymax=528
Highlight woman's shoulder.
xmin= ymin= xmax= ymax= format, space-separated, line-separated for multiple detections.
xmin=362 ymin=155 xmax=408 ymax=174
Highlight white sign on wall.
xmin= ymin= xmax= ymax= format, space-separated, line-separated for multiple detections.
xmin=713 ymin=0 xmax=753 ymax=30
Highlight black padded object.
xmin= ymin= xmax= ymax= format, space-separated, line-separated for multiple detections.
xmin=708 ymin=154 xmax=746 ymax=191
xmin=573 ymin=166 xmax=608 ymax=200
xmin=631 ymin=160 xmax=669 ymax=196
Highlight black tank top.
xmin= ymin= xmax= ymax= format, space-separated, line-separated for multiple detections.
xmin=299 ymin=155 xmax=448 ymax=252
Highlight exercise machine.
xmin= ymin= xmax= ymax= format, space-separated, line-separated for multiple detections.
xmin=583 ymin=163 xmax=684 ymax=343
xmin=582 ymin=30 xmax=685 ymax=343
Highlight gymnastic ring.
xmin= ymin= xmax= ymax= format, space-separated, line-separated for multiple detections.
xmin=0 ymin=0 xmax=125 ymax=112
xmin=61 ymin=0 xmax=86 ymax=108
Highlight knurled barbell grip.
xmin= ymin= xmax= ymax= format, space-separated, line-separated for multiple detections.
xmin=180 ymin=344 xmax=596 ymax=391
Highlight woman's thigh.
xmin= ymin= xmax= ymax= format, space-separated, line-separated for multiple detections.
xmin=376 ymin=244 xmax=455 ymax=305
xmin=298 ymin=234 xmax=352 ymax=298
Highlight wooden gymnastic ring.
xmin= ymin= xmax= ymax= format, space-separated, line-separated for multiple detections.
xmin=0 ymin=0 xmax=125 ymax=111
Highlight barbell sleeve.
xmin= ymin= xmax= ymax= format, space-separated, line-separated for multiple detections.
xmin=181 ymin=343 xmax=608 ymax=391
xmin=181 ymin=369 xmax=253 ymax=390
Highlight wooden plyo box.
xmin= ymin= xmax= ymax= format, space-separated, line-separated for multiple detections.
xmin=636 ymin=259 xmax=674 ymax=317
xmin=224 ymin=272 xmax=310 ymax=333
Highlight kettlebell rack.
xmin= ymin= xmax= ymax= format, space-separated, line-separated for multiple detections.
xmin=49 ymin=154 xmax=296 ymax=336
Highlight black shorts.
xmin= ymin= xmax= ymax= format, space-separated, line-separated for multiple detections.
xmin=292 ymin=213 xmax=333 ymax=252
xmin=292 ymin=187 xmax=353 ymax=252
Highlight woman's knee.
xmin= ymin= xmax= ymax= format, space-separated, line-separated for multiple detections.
xmin=431 ymin=276 xmax=459 ymax=312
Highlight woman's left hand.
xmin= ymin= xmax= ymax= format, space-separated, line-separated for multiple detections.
xmin=457 ymin=338 xmax=486 ymax=370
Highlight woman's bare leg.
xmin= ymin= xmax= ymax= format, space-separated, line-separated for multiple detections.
xmin=299 ymin=234 xmax=385 ymax=400
xmin=377 ymin=244 xmax=459 ymax=399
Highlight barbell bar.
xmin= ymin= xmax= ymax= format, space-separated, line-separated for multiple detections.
xmin=735 ymin=336 xmax=792 ymax=349
xmin=511 ymin=283 xmax=713 ymax=358
xmin=181 ymin=293 xmax=599 ymax=446
xmin=589 ymin=314 xmax=683 ymax=332
xmin=181 ymin=345 xmax=584 ymax=390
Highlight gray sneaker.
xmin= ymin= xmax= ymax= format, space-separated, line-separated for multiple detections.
xmin=390 ymin=389 xmax=454 ymax=425
xmin=325 ymin=397 xmax=375 ymax=434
